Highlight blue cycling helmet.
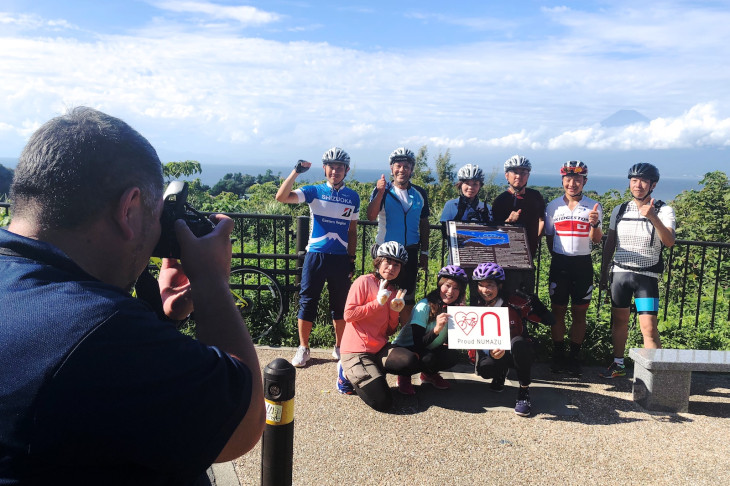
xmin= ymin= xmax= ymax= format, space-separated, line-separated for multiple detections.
xmin=472 ymin=262 xmax=505 ymax=282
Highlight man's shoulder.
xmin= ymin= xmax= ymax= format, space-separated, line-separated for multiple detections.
xmin=340 ymin=185 xmax=361 ymax=200
xmin=493 ymin=190 xmax=512 ymax=203
xmin=546 ymin=195 xmax=565 ymax=209
xmin=409 ymin=183 xmax=429 ymax=198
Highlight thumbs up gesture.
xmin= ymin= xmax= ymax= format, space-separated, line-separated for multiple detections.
xmin=376 ymin=174 xmax=387 ymax=194
xmin=507 ymin=208 xmax=522 ymax=223
xmin=376 ymin=279 xmax=392 ymax=305
xmin=639 ymin=198 xmax=657 ymax=219
xmin=390 ymin=288 xmax=407 ymax=312
xmin=589 ymin=203 xmax=600 ymax=228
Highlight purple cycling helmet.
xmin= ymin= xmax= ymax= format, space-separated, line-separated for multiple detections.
xmin=472 ymin=262 xmax=505 ymax=282
xmin=437 ymin=265 xmax=469 ymax=284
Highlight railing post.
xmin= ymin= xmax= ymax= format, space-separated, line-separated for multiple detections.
xmin=261 ymin=358 xmax=296 ymax=486
xmin=295 ymin=216 xmax=309 ymax=285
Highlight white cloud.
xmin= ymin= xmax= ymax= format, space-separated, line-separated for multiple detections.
xmin=0 ymin=2 xmax=729 ymax=162
xmin=0 ymin=13 xmax=74 ymax=30
xmin=152 ymin=1 xmax=281 ymax=26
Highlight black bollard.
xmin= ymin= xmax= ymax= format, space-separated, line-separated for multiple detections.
xmin=261 ymin=358 xmax=296 ymax=486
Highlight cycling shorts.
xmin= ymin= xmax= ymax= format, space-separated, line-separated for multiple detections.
xmin=610 ymin=271 xmax=659 ymax=315
xmin=298 ymin=252 xmax=352 ymax=322
xmin=395 ymin=245 xmax=420 ymax=305
xmin=548 ymin=253 xmax=594 ymax=307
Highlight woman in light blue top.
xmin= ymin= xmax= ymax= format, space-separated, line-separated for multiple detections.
xmin=393 ymin=265 xmax=467 ymax=395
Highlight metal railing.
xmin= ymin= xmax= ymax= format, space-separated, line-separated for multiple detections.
xmin=2 ymin=202 xmax=727 ymax=330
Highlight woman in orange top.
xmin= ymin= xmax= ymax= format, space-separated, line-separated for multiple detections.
xmin=339 ymin=242 xmax=420 ymax=412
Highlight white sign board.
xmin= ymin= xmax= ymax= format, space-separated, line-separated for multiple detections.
xmin=446 ymin=306 xmax=511 ymax=350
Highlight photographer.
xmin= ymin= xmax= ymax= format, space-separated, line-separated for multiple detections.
xmin=0 ymin=107 xmax=264 ymax=485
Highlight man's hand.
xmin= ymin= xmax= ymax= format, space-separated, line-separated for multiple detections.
xmin=175 ymin=214 xmax=234 ymax=286
xmin=640 ymin=198 xmax=658 ymax=220
xmin=159 ymin=258 xmax=193 ymax=320
xmin=506 ymin=209 xmax=522 ymax=223
xmin=294 ymin=160 xmax=311 ymax=174
xmin=589 ymin=203 xmax=600 ymax=227
xmin=376 ymin=174 xmax=387 ymax=194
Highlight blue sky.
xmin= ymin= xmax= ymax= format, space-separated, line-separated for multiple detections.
xmin=1 ymin=0 xmax=729 ymax=178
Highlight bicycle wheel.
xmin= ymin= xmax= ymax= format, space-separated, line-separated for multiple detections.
xmin=229 ymin=266 xmax=284 ymax=343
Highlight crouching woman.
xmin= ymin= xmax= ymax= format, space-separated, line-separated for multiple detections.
xmin=339 ymin=242 xmax=420 ymax=412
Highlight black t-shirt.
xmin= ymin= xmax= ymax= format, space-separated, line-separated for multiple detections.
xmin=491 ymin=188 xmax=546 ymax=259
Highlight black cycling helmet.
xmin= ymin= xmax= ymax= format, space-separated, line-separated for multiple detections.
xmin=628 ymin=163 xmax=660 ymax=183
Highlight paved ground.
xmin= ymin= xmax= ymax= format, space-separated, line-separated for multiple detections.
xmin=229 ymin=347 xmax=730 ymax=485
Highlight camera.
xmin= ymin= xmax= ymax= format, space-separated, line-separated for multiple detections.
xmin=152 ymin=181 xmax=215 ymax=259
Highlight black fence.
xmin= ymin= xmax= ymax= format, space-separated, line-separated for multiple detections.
xmin=2 ymin=202 xmax=727 ymax=330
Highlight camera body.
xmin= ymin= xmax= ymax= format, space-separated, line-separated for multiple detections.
xmin=152 ymin=181 xmax=215 ymax=259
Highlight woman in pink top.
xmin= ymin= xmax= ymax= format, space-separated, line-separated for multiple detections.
xmin=339 ymin=242 xmax=421 ymax=411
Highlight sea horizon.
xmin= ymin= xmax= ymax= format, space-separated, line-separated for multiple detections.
xmin=194 ymin=163 xmax=702 ymax=202
xmin=0 ymin=157 xmax=706 ymax=202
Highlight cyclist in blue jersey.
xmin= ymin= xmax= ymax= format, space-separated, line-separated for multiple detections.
xmin=440 ymin=164 xmax=491 ymax=224
xmin=366 ymin=147 xmax=430 ymax=324
xmin=275 ymin=147 xmax=361 ymax=367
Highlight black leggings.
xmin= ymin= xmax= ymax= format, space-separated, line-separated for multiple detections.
xmin=475 ymin=336 xmax=535 ymax=386
xmin=394 ymin=345 xmax=460 ymax=375
xmin=353 ymin=347 xmax=420 ymax=412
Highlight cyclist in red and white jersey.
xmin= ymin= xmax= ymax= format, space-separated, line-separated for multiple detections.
xmin=544 ymin=161 xmax=602 ymax=377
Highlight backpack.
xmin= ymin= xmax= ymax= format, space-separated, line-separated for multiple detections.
xmin=612 ymin=199 xmax=666 ymax=273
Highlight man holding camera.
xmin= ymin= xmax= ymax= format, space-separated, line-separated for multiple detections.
xmin=275 ymin=148 xmax=360 ymax=367
xmin=0 ymin=107 xmax=264 ymax=484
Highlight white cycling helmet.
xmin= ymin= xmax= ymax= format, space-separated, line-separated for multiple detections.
xmin=322 ymin=147 xmax=350 ymax=166
xmin=389 ymin=147 xmax=415 ymax=166
xmin=457 ymin=164 xmax=484 ymax=183
xmin=504 ymin=155 xmax=531 ymax=173
xmin=372 ymin=241 xmax=409 ymax=264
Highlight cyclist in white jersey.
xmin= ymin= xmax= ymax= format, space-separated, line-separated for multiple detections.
xmin=599 ymin=163 xmax=676 ymax=379
xmin=544 ymin=161 xmax=603 ymax=377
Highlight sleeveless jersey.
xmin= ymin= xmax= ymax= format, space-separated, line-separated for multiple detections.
xmin=295 ymin=182 xmax=360 ymax=254
xmin=609 ymin=200 xmax=676 ymax=278
xmin=544 ymin=195 xmax=602 ymax=256
xmin=370 ymin=182 xmax=430 ymax=246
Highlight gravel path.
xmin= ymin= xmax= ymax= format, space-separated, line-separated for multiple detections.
xmin=232 ymin=347 xmax=730 ymax=485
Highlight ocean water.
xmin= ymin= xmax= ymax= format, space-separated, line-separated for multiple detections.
xmin=197 ymin=164 xmax=702 ymax=202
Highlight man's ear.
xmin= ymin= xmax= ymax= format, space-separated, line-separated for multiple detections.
xmin=113 ymin=187 xmax=143 ymax=240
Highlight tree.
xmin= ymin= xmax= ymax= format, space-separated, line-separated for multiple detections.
xmin=411 ymin=145 xmax=435 ymax=186
xmin=0 ymin=164 xmax=12 ymax=200
xmin=163 ymin=160 xmax=202 ymax=181
xmin=672 ymin=171 xmax=730 ymax=242
xmin=211 ymin=173 xmax=256 ymax=197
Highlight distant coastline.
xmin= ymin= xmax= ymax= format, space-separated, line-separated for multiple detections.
xmin=195 ymin=164 xmax=702 ymax=202
xmin=0 ymin=158 xmax=705 ymax=202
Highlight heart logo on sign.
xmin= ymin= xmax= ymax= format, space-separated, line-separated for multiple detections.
xmin=454 ymin=312 xmax=478 ymax=336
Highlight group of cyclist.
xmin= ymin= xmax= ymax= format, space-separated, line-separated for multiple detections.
xmin=276 ymin=146 xmax=676 ymax=416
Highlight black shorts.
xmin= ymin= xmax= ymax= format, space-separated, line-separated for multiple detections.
xmin=395 ymin=245 xmax=420 ymax=305
xmin=610 ymin=271 xmax=659 ymax=315
xmin=548 ymin=253 xmax=594 ymax=307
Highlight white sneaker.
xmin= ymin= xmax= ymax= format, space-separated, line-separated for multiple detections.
xmin=292 ymin=346 xmax=310 ymax=367
xmin=332 ymin=346 xmax=341 ymax=360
